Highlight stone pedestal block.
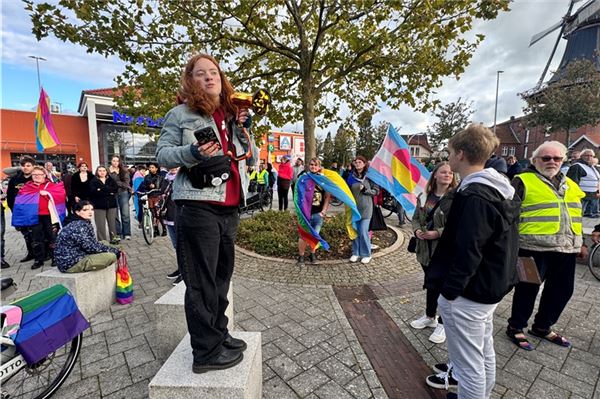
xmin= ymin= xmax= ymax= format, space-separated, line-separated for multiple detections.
xmin=31 ymin=263 xmax=116 ymax=319
xmin=148 ymin=331 xmax=262 ymax=399
xmin=154 ymin=281 xmax=234 ymax=359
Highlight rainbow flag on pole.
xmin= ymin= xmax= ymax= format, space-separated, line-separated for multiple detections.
xmin=366 ymin=124 xmax=430 ymax=218
xmin=35 ymin=87 xmax=61 ymax=151
xmin=9 ymin=284 xmax=89 ymax=365
xmin=294 ymin=169 xmax=361 ymax=251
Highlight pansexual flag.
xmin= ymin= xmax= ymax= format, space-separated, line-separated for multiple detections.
xmin=294 ymin=169 xmax=361 ymax=252
xmin=35 ymin=87 xmax=61 ymax=151
xmin=366 ymin=124 xmax=430 ymax=218
xmin=10 ymin=284 xmax=89 ymax=365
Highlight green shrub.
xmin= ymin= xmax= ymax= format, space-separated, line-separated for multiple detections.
xmin=237 ymin=210 xmax=394 ymax=260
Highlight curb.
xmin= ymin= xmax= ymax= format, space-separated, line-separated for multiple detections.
xmin=235 ymin=224 xmax=406 ymax=265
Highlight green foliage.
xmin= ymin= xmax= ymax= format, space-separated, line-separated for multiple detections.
xmin=521 ymin=59 xmax=600 ymax=147
xmin=322 ymin=132 xmax=336 ymax=165
xmin=333 ymin=124 xmax=356 ymax=167
xmin=237 ymin=210 xmax=395 ymax=259
xmin=426 ymin=98 xmax=475 ymax=150
xmin=355 ymin=110 xmax=383 ymax=160
xmin=25 ymin=0 xmax=510 ymax=162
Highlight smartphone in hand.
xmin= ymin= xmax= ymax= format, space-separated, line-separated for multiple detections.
xmin=194 ymin=127 xmax=220 ymax=147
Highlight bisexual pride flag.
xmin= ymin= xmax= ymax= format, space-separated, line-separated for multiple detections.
xmin=10 ymin=284 xmax=89 ymax=365
xmin=11 ymin=182 xmax=66 ymax=228
xmin=366 ymin=125 xmax=430 ymax=218
xmin=35 ymin=87 xmax=61 ymax=151
xmin=294 ymin=169 xmax=361 ymax=251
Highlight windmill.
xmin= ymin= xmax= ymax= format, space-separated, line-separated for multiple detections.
xmin=530 ymin=0 xmax=600 ymax=90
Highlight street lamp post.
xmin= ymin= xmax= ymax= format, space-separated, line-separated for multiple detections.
xmin=29 ymin=55 xmax=47 ymax=91
xmin=493 ymin=70 xmax=504 ymax=134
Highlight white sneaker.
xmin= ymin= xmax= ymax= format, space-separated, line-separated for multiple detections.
xmin=361 ymin=257 xmax=372 ymax=264
xmin=429 ymin=323 xmax=446 ymax=343
xmin=371 ymin=244 xmax=379 ymax=250
xmin=410 ymin=315 xmax=438 ymax=329
xmin=349 ymin=255 xmax=360 ymax=263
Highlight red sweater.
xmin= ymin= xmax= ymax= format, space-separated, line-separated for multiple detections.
xmin=278 ymin=162 xmax=293 ymax=180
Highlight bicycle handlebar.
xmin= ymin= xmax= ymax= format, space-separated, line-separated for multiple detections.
xmin=135 ymin=189 xmax=162 ymax=195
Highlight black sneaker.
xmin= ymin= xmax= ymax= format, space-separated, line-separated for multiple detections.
xmin=433 ymin=363 xmax=450 ymax=374
xmin=1 ymin=260 xmax=10 ymax=269
xmin=166 ymin=270 xmax=180 ymax=279
xmin=308 ymin=253 xmax=316 ymax=264
xmin=426 ymin=372 xmax=458 ymax=390
xmin=296 ymin=255 xmax=305 ymax=266
xmin=172 ymin=275 xmax=183 ymax=286
xmin=31 ymin=260 xmax=44 ymax=270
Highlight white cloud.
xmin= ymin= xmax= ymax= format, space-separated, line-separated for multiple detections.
xmin=1 ymin=0 xmax=125 ymax=85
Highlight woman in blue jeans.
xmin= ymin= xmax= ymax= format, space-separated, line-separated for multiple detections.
xmin=109 ymin=155 xmax=132 ymax=240
xmin=347 ymin=155 xmax=379 ymax=264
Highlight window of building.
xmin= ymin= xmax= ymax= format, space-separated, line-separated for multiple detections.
xmin=410 ymin=146 xmax=420 ymax=157
xmin=98 ymin=123 xmax=161 ymax=166
xmin=10 ymin=153 xmax=76 ymax=172
xmin=509 ymin=147 xmax=516 ymax=156
xmin=501 ymin=146 xmax=508 ymax=156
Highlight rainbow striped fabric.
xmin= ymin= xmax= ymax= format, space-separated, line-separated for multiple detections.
xmin=294 ymin=169 xmax=360 ymax=251
xmin=116 ymin=266 xmax=133 ymax=304
xmin=366 ymin=125 xmax=431 ymax=218
xmin=35 ymin=88 xmax=61 ymax=151
xmin=11 ymin=181 xmax=66 ymax=228
xmin=10 ymin=284 xmax=89 ymax=365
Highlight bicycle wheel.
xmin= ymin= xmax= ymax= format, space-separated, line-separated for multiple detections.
xmin=330 ymin=197 xmax=343 ymax=207
xmin=1 ymin=334 xmax=82 ymax=399
xmin=142 ymin=209 xmax=154 ymax=245
xmin=588 ymin=244 xmax=600 ymax=281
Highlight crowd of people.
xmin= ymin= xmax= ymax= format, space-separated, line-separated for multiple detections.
xmin=1 ymin=51 xmax=595 ymax=399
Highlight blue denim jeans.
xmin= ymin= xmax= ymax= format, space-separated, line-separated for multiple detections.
xmin=115 ymin=191 xmax=131 ymax=237
xmin=582 ymin=196 xmax=600 ymax=217
xmin=166 ymin=224 xmax=177 ymax=250
xmin=310 ymin=213 xmax=324 ymax=233
xmin=352 ymin=218 xmax=372 ymax=258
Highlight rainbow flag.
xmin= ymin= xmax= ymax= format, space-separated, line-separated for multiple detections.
xmin=294 ymin=169 xmax=361 ymax=251
xmin=366 ymin=124 xmax=430 ymax=218
xmin=11 ymin=181 xmax=66 ymax=227
xmin=10 ymin=284 xmax=89 ymax=365
xmin=35 ymin=87 xmax=61 ymax=151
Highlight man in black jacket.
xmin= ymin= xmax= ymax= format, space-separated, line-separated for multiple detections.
xmin=427 ymin=124 xmax=520 ymax=399
xmin=7 ymin=156 xmax=36 ymax=262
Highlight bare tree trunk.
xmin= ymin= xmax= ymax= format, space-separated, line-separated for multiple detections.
xmin=301 ymin=77 xmax=316 ymax=165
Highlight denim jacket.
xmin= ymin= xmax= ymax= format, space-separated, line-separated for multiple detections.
xmin=156 ymin=104 xmax=258 ymax=203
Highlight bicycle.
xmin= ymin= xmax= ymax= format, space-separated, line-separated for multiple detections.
xmin=381 ymin=191 xmax=398 ymax=218
xmin=588 ymin=243 xmax=600 ymax=281
xmin=136 ymin=189 xmax=162 ymax=245
xmin=1 ymin=279 xmax=85 ymax=399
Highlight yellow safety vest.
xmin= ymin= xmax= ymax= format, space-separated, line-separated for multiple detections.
xmin=250 ymin=170 xmax=267 ymax=185
xmin=517 ymin=173 xmax=584 ymax=235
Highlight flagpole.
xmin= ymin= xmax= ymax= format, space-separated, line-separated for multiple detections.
xmin=29 ymin=55 xmax=47 ymax=91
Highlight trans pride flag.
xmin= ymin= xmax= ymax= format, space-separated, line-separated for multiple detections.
xmin=294 ymin=169 xmax=361 ymax=252
xmin=9 ymin=284 xmax=89 ymax=365
xmin=366 ymin=125 xmax=430 ymax=218
xmin=35 ymin=88 xmax=61 ymax=151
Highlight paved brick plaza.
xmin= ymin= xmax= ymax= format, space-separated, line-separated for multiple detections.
xmin=3 ymin=211 xmax=600 ymax=398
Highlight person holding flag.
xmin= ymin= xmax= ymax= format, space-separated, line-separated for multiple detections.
xmin=296 ymin=158 xmax=331 ymax=266
xmin=347 ymin=155 xmax=379 ymax=264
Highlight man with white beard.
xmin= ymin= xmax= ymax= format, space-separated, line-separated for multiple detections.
xmin=506 ymin=141 xmax=585 ymax=351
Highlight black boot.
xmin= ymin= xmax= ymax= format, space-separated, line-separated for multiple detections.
xmin=154 ymin=226 xmax=160 ymax=236
xmin=1 ymin=260 xmax=10 ymax=269
xmin=192 ymin=348 xmax=243 ymax=374
xmin=31 ymin=260 xmax=44 ymax=270
xmin=20 ymin=254 xmax=34 ymax=262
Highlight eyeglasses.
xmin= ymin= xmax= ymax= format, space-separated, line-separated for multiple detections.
xmin=538 ymin=156 xmax=564 ymax=162
xmin=31 ymin=173 xmax=46 ymax=177
xmin=309 ymin=163 xmax=317 ymax=166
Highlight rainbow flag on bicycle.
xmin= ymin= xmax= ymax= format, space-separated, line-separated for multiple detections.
xmin=4 ymin=284 xmax=89 ymax=365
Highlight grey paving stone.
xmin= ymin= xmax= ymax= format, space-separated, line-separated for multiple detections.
xmin=273 ymin=334 xmax=308 ymax=357
xmin=345 ymin=375 xmax=373 ymax=399
xmin=314 ymin=380 xmax=354 ymax=399
xmin=296 ymin=345 xmax=332 ymax=370
xmin=317 ymin=356 xmax=358 ymax=386
xmin=79 ymin=341 xmax=110 ymax=366
xmin=288 ymin=366 xmax=331 ymax=397
xmin=538 ymin=367 xmax=595 ymax=397
xmin=263 ymin=375 xmax=301 ymax=399
xmin=267 ymin=352 xmax=304 ymax=381
xmin=52 ymin=376 xmax=100 ymax=399
xmin=130 ymin=360 xmax=162 ymax=384
xmin=263 ymin=342 xmax=284 ymax=361
xmin=561 ymin=356 xmax=600 ymax=383
xmin=98 ymin=363 xmax=133 ymax=396
xmin=81 ymin=353 xmax=126 ymax=377
xmin=504 ymin=355 xmax=543 ymax=382
xmin=108 ymin=334 xmax=147 ymax=356
xmin=526 ymin=378 xmax=572 ymax=399
xmin=124 ymin=343 xmax=155 ymax=369
xmin=103 ymin=380 xmax=149 ymax=399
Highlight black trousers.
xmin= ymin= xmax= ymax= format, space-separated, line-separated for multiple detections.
xmin=508 ymin=249 xmax=576 ymax=331
xmin=31 ymin=215 xmax=56 ymax=262
xmin=422 ymin=264 xmax=442 ymax=323
xmin=177 ymin=202 xmax=238 ymax=362
xmin=277 ymin=178 xmax=291 ymax=211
